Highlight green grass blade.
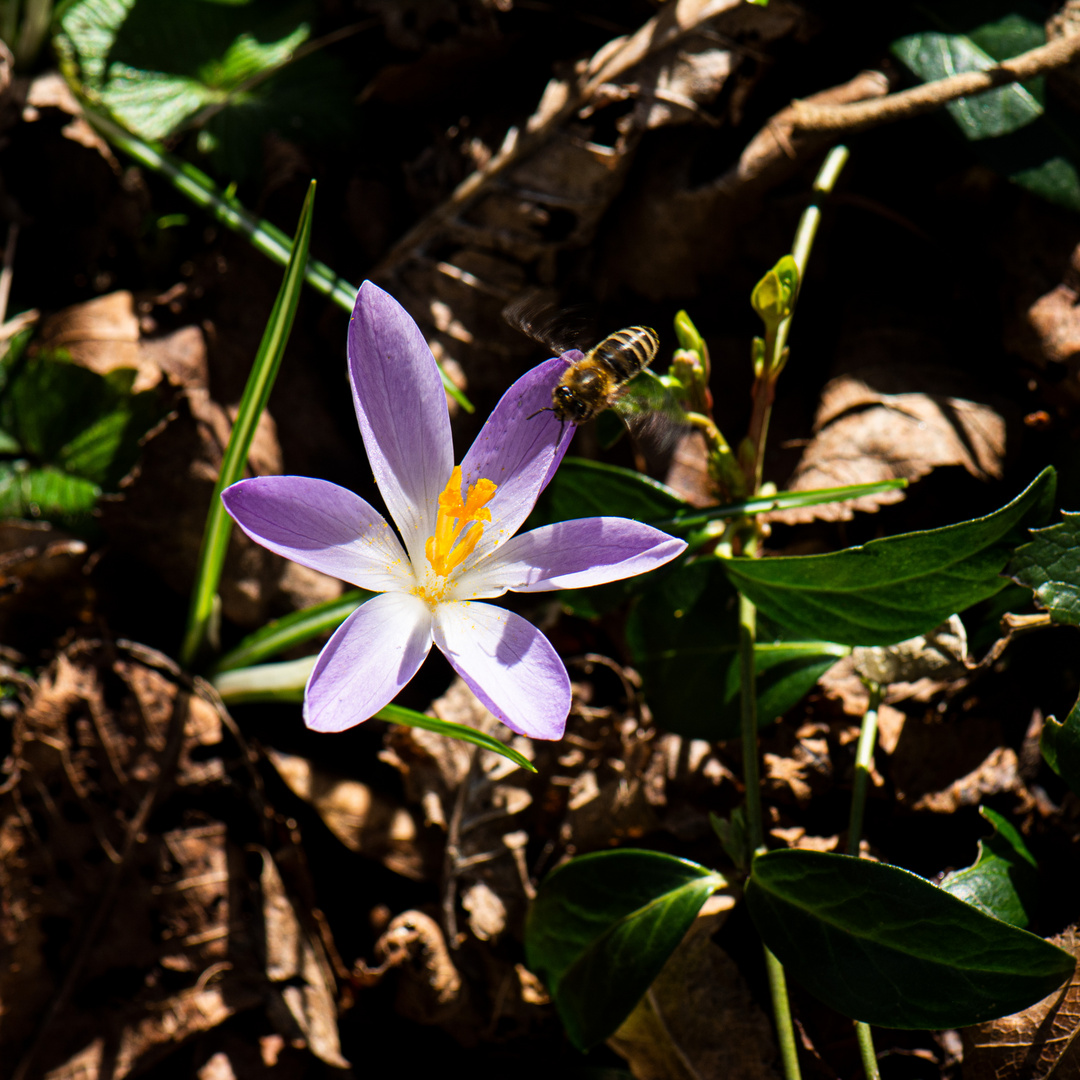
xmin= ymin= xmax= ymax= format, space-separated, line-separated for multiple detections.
xmin=655 ymin=479 xmax=909 ymax=531
xmin=212 ymin=589 xmax=372 ymax=674
xmin=180 ymin=182 xmax=314 ymax=668
xmin=83 ymin=107 xmax=472 ymax=412
xmin=377 ymin=703 xmax=537 ymax=773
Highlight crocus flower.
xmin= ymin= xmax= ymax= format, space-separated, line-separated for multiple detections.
xmin=222 ymin=282 xmax=686 ymax=740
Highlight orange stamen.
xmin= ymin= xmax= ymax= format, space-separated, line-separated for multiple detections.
xmin=425 ymin=466 xmax=498 ymax=578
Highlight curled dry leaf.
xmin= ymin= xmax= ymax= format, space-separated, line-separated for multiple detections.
xmin=608 ymin=906 xmax=781 ymax=1080
xmin=961 ymin=927 xmax=1080 ymax=1080
xmin=770 ymin=362 xmax=1007 ymax=525
xmin=374 ymin=910 xmax=464 ymax=1026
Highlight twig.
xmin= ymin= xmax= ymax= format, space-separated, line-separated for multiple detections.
xmin=791 ymin=30 xmax=1080 ymax=134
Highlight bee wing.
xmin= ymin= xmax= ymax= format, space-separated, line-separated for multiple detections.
xmin=502 ymin=289 xmax=591 ymax=355
xmin=612 ymin=371 xmax=690 ymax=467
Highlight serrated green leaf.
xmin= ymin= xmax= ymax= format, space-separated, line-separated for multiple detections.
xmin=525 ymin=850 xmax=725 ymax=1050
xmin=721 ymin=469 xmax=1055 ymax=646
xmin=0 ymin=461 xmax=101 ymax=522
xmin=940 ymin=806 xmax=1038 ymax=928
xmin=1009 ymin=510 xmax=1080 ymax=626
xmin=625 ymin=558 xmax=847 ymax=738
xmin=0 ymin=350 xmax=162 ymax=525
xmin=747 ymin=849 xmax=1074 ymax=1029
xmin=57 ymin=0 xmax=348 ymax=181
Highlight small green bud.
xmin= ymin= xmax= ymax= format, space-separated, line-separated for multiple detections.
xmin=751 ymin=254 xmax=799 ymax=329
xmin=674 ymin=309 xmax=706 ymax=358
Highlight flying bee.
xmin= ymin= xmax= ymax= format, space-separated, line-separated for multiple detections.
xmin=545 ymin=325 xmax=661 ymax=424
xmin=504 ymin=292 xmax=687 ymax=468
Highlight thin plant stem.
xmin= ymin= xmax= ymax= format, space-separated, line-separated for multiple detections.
xmin=739 ymin=590 xmax=764 ymax=854
xmin=855 ymin=1020 xmax=882 ymax=1080
xmin=848 ymin=679 xmax=884 ymax=1080
xmin=777 ymin=144 xmax=849 ymax=359
xmin=739 ymin=587 xmax=801 ymax=1080
xmin=847 ymin=680 xmax=882 ymax=855
xmin=765 ymin=945 xmax=803 ymax=1080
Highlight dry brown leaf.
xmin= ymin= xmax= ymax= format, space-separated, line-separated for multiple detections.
xmin=267 ymin=748 xmax=427 ymax=881
xmin=770 ymin=364 xmax=1007 ymax=524
xmin=22 ymin=72 xmax=118 ymax=163
xmin=0 ymin=640 xmax=348 ymax=1078
xmin=257 ymin=849 xmax=349 ymax=1068
xmin=608 ymin=908 xmax=780 ymax=1080
xmin=961 ymin=927 xmax=1080 ymax=1079
xmin=38 ymin=290 xmax=158 ymax=392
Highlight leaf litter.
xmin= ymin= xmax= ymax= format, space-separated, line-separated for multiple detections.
xmin=6 ymin=0 xmax=1080 ymax=1076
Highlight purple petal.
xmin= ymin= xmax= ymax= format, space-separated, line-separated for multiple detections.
xmin=348 ymin=282 xmax=453 ymax=564
xmin=455 ymin=517 xmax=686 ymax=595
xmin=305 ymin=591 xmax=433 ymax=732
xmin=457 ymin=356 xmax=574 ymax=567
xmin=222 ymin=476 xmax=413 ymax=591
xmin=433 ymin=601 xmax=570 ymax=740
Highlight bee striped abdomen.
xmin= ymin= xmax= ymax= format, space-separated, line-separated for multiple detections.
xmin=589 ymin=326 xmax=659 ymax=381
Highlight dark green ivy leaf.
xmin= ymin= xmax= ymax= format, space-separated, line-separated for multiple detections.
xmin=747 ymin=849 xmax=1074 ymax=1029
xmin=892 ymin=5 xmax=1080 ymax=211
xmin=940 ymin=806 xmax=1039 ymax=928
xmin=1009 ymin=510 xmax=1080 ymax=627
xmin=721 ymin=468 xmax=1055 ymax=646
xmin=525 ymin=850 xmax=725 ymax=1050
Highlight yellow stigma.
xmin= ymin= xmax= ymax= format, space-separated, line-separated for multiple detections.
xmin=424 ymin=466 xmax=498 ymax=579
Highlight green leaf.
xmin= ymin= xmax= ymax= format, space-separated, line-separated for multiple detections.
xmin=940 ymin=806 xmax=1038 ymax=928
xmin=0 ymin=350 xmax=162 ymax=525
xmin=746 ymin=849 xmax=1074 ymax=1029
xmin=625 ymin=558 xmax=847 ymax=738
xmin=212 ymin=589 xmax=372 ymax=673
xmin=721 ymin=468 xmax=1055 ymax=646
xmin=181 ymin=180 xmax=313 ymax=667
xmin=56 ymin=0 xmax=348 ymax=181
xmin=0 ymin=462 xmax=101 ymax=523
xmin=1009 ymin=510 xmax=1080 ymax=626
xmin=525 ymin=850 xmax=725 ymax=1050
xmin=1041 ymin=688 xmax=1080 ymax=796
xmin=525 ymin=457 xmax=688 ymax=530
xmin=892 ymin=8 xmax=1080 ymax=211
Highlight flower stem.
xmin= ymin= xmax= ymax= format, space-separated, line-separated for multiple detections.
xmin=847 ymin=680 xmax=882 ymax=855
xmin=847 ymin=679 xmax=883 ymax=1080
xmin=855 ymin=1020 xmax=882 ymax=1080
xmin=766 ymin=945 xmax=803 ymax=1080
xmin=739 ymin=590 xmax=764 ymax=853
xmin=739 ymin=587 xmax=802 ymax=1080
